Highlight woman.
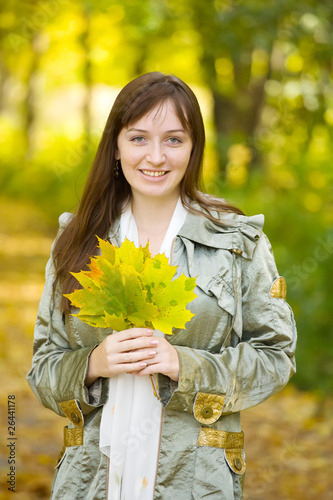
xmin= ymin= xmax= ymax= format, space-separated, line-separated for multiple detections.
xmin=27 ymin=72 xmax=297 ymax=500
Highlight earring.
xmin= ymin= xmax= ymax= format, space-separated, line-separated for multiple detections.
xmin=114 ymin=159 xmax=120 ymax=178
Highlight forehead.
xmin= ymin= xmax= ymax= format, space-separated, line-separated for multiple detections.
xmin=123 ymin=99 xmax=188 ymax=131
xmin=127 ymin=100 xmax=183 ymax=129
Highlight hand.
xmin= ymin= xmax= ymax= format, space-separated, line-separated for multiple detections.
xmin=85 ymin=328 xmax=159 ymax=387
xmin=135 ymin=337 xmax=180 ymax=382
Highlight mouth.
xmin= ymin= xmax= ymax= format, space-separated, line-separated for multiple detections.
xmin=140 ymin=170 xmax=168 ymax=177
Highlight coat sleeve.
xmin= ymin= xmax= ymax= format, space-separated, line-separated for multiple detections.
xmin=159 ymin=231 xmax=297 ymax=419
xmin=26 ymin=215 xmax=109 ymax=418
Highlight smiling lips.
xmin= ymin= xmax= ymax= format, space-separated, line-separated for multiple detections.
xmin=141 ymin=170 xmax=167 ymax=177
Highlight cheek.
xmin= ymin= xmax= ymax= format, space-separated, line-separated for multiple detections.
xmin=170 ymin=147 xmax=191 ymax=165
xmin=120 ymin=153 xmax=138 ymax=169
xmin=177 ymin=150 xmax=192 ymax=171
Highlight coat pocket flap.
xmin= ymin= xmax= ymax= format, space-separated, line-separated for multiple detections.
xmin=224 ymin=449 xmax=246 ymax=475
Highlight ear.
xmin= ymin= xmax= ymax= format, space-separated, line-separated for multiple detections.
xmin=115 ymin=149 xmax=120 ymax=160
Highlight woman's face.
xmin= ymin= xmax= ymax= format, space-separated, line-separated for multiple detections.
xmin=116 ymin=99 xmax=193 ymax=204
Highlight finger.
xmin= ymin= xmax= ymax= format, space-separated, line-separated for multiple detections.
xmin=119 ymin=348 xmax=157 ymax=364
xmin=119 ymin=337 xmax=159 ymax=353
xmin=103 ymin=330 xmax=156 ymax=353
xmin=135 ymin=358 xmax=160 ymax=376
xmin=117 ymin=328 xmax=155 ymax=342
xmin=121 ymin=361 xmax=148 ymax=374
xmin=135 ymin=363 xmax=158 ymax=377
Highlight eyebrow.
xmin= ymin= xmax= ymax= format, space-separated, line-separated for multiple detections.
xmin=126 ymin=128 xmax=186 ymax=134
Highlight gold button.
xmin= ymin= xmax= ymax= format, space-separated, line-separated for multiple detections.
xmin=234 ymin=458 xmax=243 ymax=471
xmin=71 ymin=412 xmax=81 ymax=424
xmin=201 ymin=406 xmax=213 ymax=419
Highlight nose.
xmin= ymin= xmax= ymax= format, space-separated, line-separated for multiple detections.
xmin=146 ymin=142 xmax=165 ymax=166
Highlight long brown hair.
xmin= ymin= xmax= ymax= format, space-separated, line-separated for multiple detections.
xmin=53 ymin=72 xmax=244 ymax=312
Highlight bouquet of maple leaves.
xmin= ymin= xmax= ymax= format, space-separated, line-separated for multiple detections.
xmin=64 ymin=237 xmax=197 ymax=335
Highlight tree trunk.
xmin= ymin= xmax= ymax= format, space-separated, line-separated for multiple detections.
xmin=211 ymin=76 xmax=268 ymax=170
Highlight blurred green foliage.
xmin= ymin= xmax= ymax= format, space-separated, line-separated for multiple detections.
xmin=0 ymin=0 xmax=332 ymax=393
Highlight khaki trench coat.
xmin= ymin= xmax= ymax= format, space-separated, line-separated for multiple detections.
xmin=27 ymin=205 xmax=297 ymax=500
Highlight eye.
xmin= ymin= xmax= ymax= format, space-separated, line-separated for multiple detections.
xmin=167 ymin=137 xmax=182 ymax=145
xmin=131 ymin=136 xmax=146 ymax=143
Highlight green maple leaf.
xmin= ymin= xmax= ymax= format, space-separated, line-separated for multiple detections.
xmin=103 ymin=311 xmax=129 ymax=331
xmin=138 ymin=254 xmax=197 ymax=334
xmin=150 ymin=274 xmax=197 ymax=334
xmin=64 ymin=237 xmax=197 ymax=335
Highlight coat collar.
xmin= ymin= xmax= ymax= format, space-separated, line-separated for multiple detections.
xmin=108 ymin=202 xmax=264 ymax=261
xmin=177 ymin=207 xmax=264 ymax=260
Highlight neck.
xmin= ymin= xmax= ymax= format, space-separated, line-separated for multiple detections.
xmin=131 ymin=193 xmax=179 ymax=236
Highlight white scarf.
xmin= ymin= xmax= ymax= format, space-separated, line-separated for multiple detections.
xmin=99 ymin=198 xmax=188 ymax=500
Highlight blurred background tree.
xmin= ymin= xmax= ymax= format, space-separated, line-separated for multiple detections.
xmin=1 ymin=0 xmax=332 ymax=395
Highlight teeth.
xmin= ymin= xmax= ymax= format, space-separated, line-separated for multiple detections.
xmin=142 ymin=170 xmax=166 ymax=177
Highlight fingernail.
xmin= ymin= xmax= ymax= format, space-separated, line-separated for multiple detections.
xmin=139 ymin=362 xmax=147 ymax=368
xmin=150 ymin=340 xmax=159 ymax=346
xmin=146 ymin=329 xmax=154 ymax=334
xmin=148 ymin=351 xmax=156 ymax=356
